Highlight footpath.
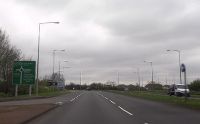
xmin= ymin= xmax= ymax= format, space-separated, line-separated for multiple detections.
xmin=0 ymin=91 xmax=79 ymax=124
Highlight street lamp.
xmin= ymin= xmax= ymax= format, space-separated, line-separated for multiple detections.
xmin=166 ymin=49 xmax=182 ymax=84
xmin=117 ymin=72 xmax=119 ymax=85
xmin=52 ymin=49 xmax=65 ymax=76
xmin=36 ymin=21 xmax=59 ymax=96
xmin=136 ymin=68 xmax=141 ymax=90
xmin=58 ymin=60 xmax=69 ymax=79
xmin=144 ymin=61 xmax=154 ymax=83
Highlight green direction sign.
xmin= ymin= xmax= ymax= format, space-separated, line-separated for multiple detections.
xmin=12 ymin=61 xmax=36 ymax=85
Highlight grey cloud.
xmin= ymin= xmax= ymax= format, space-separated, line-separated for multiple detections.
xmin=1 ymin=0 xmax=200 ymax=84
xmin=17 ymin=0 xmax=72 ymax=10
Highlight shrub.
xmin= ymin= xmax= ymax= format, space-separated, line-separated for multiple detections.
xmin=189 ymin=79 xmax=200 ymax=91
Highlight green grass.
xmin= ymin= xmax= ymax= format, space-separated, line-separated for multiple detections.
xmin=110 ymin=90 xmax=200 ymax=110
xmin=0 ymin=90 xmax=70 ymax=102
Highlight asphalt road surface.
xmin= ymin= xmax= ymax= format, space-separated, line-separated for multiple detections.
xmin=28 ymin=91 xmax=200 ymax=124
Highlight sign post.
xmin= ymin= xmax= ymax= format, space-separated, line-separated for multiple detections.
xmin=15 ymin=84 xmax=18 ymax=97
xmin=29 ymin=85 xmax=32 ymax=96
xmin=181 ymin=63 xmax=187 ymax=101
xmin=12 ymin=61 xmax=36 ymax=96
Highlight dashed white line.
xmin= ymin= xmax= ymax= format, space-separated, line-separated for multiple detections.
xmin=70 ymin=93 xmax=84 ymax=102
xmin=109 ymin=100 xmax=116 ymax=105
xmin=55 ymin=101 xmax=63 ymax=105
xmin=70 ymin=98 xmax=76 ymax=102
xmin=98 ymin=93 xmax=133 ymax=116
xmin=118 ymin=106 xmax=133 ymax=116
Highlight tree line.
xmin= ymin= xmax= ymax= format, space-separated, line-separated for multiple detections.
xmin=65 ymin=80 xmax=200 ymax=92
xmin=0 ymin=29 xmax=21 ymax=94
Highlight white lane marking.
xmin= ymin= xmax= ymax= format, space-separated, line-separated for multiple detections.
xmin=109 ymin=100 xmax=116 ymax=105
xmin=118 ymin=106 xmax=133 ymax=116
xmin=97 ymin=93 xmax=104 ymax=98
xmin=70 ymin=98 xmax=76 ymax=102
xmin=98 ymin=93 xmax=115 ymax=105
xmin=55 ymin=101 xmax=63 ymax=105
xmin=70 ymin=93 xmax=84 ymax=102
xmin=98 ymin=93 xmax=134 ymax=116
xmin=104 ymin=97 xmax=108 ymax=100
xmin=144 ymin=123 xmax=149 ymax=124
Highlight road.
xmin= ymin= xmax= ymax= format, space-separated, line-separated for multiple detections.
xmin=0 ymin=91 xmax=81 ymax=106
xmin=27 ymin=91 xmax=200 ymax=124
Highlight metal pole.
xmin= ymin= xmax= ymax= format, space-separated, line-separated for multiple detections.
xmin=117 ymin=72 xmax=119 ymax=85
xmin=53 ymin=50 xmax=55 ymax=76
xmin=167 ymin=50 xmax=182 ymax=84
xmin=150 ymin=62 xmax=154 ymax=83
xmin=184 ymin=69 xmax=187 ymax=101
xmin=29 ymin=85 xmax=32 ymax=96
xmin=141 ymin=77 xmax=143 ymax=87
xmin=59 ymin=61 xmax=60 ymax=80
xmin=178 ymin=51 xmax=182 ymax=84
xmin=36 ymin=23 xmax=40 ymax=96
xmin=36 ymin=21 xmax=59 ymax=96
xmin=53 ymin=50 xmax=65 ymax=80
xmin=80 ymin=72 xmax=82 ymax=90
xmin=137 ymin=68 xmax=141 ymax=90
xmin=144 ymin=61 xmax=153 ymax=83
xmin=15 ymin=84 xmax=18 ymax=97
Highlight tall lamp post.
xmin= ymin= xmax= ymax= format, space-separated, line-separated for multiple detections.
xmin=52 ymin=49 xmax=65 ymax=76
xmin=62 ymin=61 xmax=70 ymax=85
xmin=117 ymin=72 xmax=119 ymax=85
xmin=36 ymin=21 xmax=59 ymax=96
xmin=63 ymin=66 xmax=71 ymax=83
xmin=80 ymin=72 xmax=82 ymax=90
xmin=144 ymin=61 xmax=153 ymax=83
xmin=136 ymin=68 xmax=141 ymax=90
xmin=167 ymin=49 xmax=182 ymax=84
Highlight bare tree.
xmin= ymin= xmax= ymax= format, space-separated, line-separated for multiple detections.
xmin=0 ymin=29 xmax=21 ymax=93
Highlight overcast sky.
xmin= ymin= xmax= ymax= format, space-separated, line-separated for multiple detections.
xmin=1 ymin=0 xmax=200 ymax=85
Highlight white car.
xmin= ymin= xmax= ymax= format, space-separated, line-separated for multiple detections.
xmin=168 ymin=84 xmax=190 ymax=97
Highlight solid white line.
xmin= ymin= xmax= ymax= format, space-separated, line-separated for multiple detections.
xmin=118 ymin=106 xmax=133 ymax=116
xmin=109 ymin=100 xmax=116 ymax=104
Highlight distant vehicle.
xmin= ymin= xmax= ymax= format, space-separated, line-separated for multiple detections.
xmin=168 ymin=84 xmax=190 ymax=97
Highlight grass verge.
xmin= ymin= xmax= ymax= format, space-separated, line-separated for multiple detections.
xmin=0 ymin=90 xmax=70 ymax=102
xmin=109 ymin=90 xmax=200 ymax=110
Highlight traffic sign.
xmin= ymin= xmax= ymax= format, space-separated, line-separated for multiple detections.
xmin=12 ymin=61 xmax=36 ymax=85
xmin=181 ymin=64 xmax=186 ymax=72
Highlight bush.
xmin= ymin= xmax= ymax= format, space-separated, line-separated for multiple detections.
xmin=145 ymin=83 xmax=163 ymax=90
xmin=0 ymin=92 xmax=7 ymax=97
xmin=189 ymin=79 xmax=200 ymax=91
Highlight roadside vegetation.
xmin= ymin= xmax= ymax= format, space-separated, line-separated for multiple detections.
xmin=0 ymin=78 xmax=69 ymax=102
xmin=110 ymin=90 xmax=200 ymax=109
xmin=65 ymin=80 xmax=200 ymax=109
xmin=0 ymin=29 xmax=69 ymax=99
xmin=0 ymin=29 xmax=21 ymax=96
